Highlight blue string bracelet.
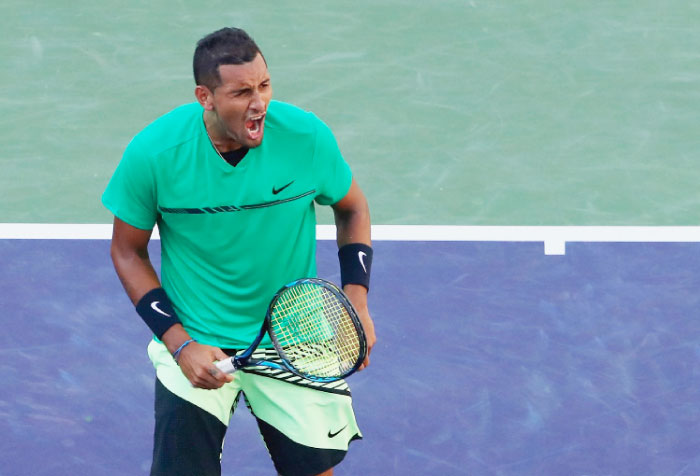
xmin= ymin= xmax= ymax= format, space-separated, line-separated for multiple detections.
xmin=172 ymin=338 xmax=196 ymax=363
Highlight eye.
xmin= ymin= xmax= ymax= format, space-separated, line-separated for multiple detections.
xmin=232 ymin=88 xmax=251 ymax=98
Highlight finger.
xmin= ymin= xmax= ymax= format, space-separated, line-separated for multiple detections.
xmin=211 ymin=349 xmax=235 ymax=381
xmin=359 ymin=355 xmax=370 ymax=371
xmin=208 ymin=365 xmax=234 ymax=382
xmin=213 ymin=347 xmax=230 ymax=361
xmin=189 ymin=367 xmax=227 ymax=389
xmin=192 ymin=377 xmax=225 ymax=390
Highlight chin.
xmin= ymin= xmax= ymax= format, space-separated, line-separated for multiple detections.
xmin=246 ymin=135 xmax=265 ymax=149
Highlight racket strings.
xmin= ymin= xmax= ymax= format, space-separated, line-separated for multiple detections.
xmin=270 ymin=283 xmax=361 ymax=378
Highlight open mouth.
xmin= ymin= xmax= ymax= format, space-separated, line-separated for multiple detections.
xmin=245 ymin=113 xmax=265 ymax=141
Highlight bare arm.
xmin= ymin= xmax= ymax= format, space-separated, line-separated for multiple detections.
xmin=109 ymin=216 xmax=161 ymax=304
xmin=331 ymin=179 xmax=376 ymax=370
xmin=109 ymin=216 xmax=231 ymax=388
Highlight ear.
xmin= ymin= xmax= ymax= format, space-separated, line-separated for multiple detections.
xmin=194 ymin=85 xmax=215 ymax=111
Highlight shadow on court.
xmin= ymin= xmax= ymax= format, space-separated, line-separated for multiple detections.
xmin=2 ymin=239 xmax=699 ymax=475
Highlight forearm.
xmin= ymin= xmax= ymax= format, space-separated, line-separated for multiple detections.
xmin=111 ymin=244 xmax=161 ymax=305
xmin=112 ymin=248 xmax=191 ymax=352
xmin=333 ymin=200 xmax=371 ymax=247
xmin=109 ymin=218 xmax=192 ymax=353
xmin=330 ymin=181 xmax=376 ymax=369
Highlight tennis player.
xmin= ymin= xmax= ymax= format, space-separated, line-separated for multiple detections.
xmin=102 ymin=27 xmax=376 ymax=476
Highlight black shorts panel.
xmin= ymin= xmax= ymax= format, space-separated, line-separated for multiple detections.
xmin=151 ymin=378 xmax=229 ymax=476
xmin=255 ymin=416 xmax=354 ymax=476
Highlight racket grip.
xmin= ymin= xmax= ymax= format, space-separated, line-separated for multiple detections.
xmin=215 ymin=357 xmax=237 ymax=374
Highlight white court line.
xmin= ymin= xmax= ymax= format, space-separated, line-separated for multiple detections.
xmin=1 ymin=223 xmax=700 ymax=255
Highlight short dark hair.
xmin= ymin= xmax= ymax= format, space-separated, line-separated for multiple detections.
xmin=193 ymin=27 xmax=263 ymax=90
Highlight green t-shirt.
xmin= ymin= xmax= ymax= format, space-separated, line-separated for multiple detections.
xmin=102 ymin=101 xmax=352 ymax=348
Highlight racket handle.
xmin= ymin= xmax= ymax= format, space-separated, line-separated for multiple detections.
xmin=215 ymin=357 xmax=237 ymax=374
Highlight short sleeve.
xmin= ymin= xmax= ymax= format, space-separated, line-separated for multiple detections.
xmin=312 ymin=117 xmax=352 ymax=206
xmin=101 ymin=139 xmax=158 ymax=230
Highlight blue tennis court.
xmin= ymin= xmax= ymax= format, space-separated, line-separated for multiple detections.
xmin=3 ymin=238 xmax=700 ymax=475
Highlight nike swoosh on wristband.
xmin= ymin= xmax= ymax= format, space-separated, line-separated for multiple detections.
xmin=328 ymin=425 xmax=348 ymax=438
xmin=358 ymin=251 xmax=368 ymax=273
xmin=272 ymin=180 xmax=294 ymax=195
xmin=150 ymin=301 xmax=171 ymax=317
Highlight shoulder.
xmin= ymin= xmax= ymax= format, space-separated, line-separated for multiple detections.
xmin=128 ymin=102 xmax=204 ymax=155
xmin=265 ymin=100 xmax=329 ymax=137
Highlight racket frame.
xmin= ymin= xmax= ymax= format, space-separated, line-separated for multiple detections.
xmin=215 ymin=278 xmax=367 ymax=382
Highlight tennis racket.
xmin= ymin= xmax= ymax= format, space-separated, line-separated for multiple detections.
xmin=215 ymin=277 xmax=367 ymax=383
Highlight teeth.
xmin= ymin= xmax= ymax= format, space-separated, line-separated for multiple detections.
xmin=245 ymin=114 xmax=264 ymax=136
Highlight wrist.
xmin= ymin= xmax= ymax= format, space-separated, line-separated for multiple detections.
xmin=343 ymin=284 xmax=369 ymax=313
xmin=338 ymin=243 xmax=373 ymax=291
xmin=343 ymin=283 xmax=368 ymax=298
xmin=172 ymin=338 xmax=196 ymax=363
xmin=161 ymin=324 xmax=190 ymax=354
xmin=135 ymin=288 xmax=182 ymax=339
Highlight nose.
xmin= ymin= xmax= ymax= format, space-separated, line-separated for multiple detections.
xmin=250 ymin=90 xmax=265 ymax=113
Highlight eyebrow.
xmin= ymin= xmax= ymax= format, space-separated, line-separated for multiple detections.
xmin=227 ymin=77 xmax=270 ymax=95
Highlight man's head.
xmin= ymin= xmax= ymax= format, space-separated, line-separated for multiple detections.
xmin=193 ymin=27 xmax=263 ymax=90
xmin=194 ymin=28 xmax=272 ymax=150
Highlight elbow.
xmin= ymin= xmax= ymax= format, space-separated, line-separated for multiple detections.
xmin=110 ymin=239 xmax=148 ymax=270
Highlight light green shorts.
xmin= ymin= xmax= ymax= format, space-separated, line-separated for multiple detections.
xmin=148 ymin=339 xmax=362 ymax=451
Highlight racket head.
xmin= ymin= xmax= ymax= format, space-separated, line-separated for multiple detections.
xmin=265 ymin=278 xmax=367 ymax=382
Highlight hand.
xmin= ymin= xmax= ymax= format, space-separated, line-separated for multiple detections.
xmin=162 ymin=325 xmax=234 ymax=389
xmin=176 ymin=341 xmax=235 ymax=389
xmin=343 ymin=284 xmax=376 ymax=371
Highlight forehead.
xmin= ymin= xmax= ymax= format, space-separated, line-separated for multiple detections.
xmin=217 ymin=53 xmax=269 ymax=89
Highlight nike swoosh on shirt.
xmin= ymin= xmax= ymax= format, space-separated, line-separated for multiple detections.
xmin=272 ymin=181 xmax=295 ymax=195
xmin=150 ymin=301 xmax=171 ymax=317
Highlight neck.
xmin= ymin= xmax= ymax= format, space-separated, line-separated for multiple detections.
xmin=203 ymin=110 xmax=243 ymax=153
